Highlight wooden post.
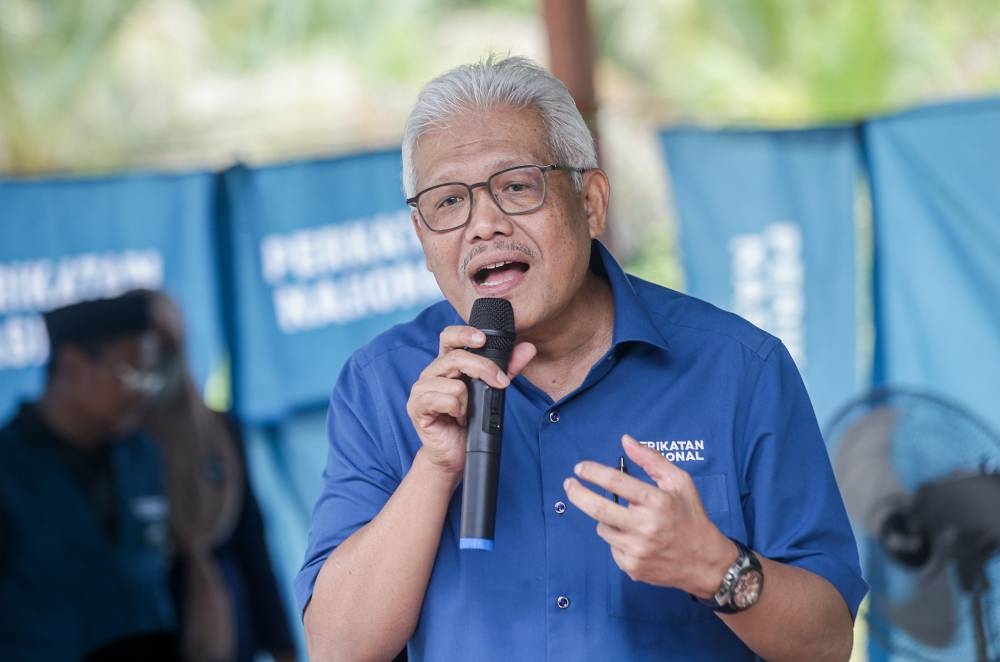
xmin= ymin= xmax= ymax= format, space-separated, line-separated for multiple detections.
xmin=541 ymin=0 xmax=615 ymax=254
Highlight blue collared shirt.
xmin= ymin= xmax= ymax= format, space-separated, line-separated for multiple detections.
xmin=296 ymin=241 xmax=867 ymax=661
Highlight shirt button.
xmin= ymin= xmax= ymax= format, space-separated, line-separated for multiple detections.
xmin=556 ymin=595 xmax=570 ymax=609
xmin=548 ymin=410 xmax=560 ymax=423
xmin=553 ymin=501 xmax=567 ymax=514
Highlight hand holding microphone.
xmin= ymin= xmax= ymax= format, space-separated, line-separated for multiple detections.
xmin=405 ymin=298 xmax=535 ymax=499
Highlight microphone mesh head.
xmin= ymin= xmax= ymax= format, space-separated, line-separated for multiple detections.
xmin=469 ymin=298 xmax=515 ymax=352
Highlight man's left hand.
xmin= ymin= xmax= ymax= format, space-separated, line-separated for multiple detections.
xmin=564 ymin=434 xmax=737 ymax=599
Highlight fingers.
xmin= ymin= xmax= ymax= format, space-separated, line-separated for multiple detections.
xmin=563 ymin=476 xmax=633 ymax=529
xmin=438 ymin=325 xmax=486 ymax=356
xmin=409 ymin=326 xmax=530 ymax=434
xmin=421 ymin=348 xmax=510 ymax=389
xmin=429 ymin=326 xmax=532 ymax=390
xmin=609 ymin=546 xmax=648 ymax=583
xmin=407 ymin=377 xmax=468 ymax=426
xmin=572 ymin=458 xmax=659 ymax=506
xmin=596 ymin=521 xmax=629 ymax=547
xmin=507 ymin=341 xmax=537 ymax=377
xmin=621 ymin=434 xmax=687 ymax=488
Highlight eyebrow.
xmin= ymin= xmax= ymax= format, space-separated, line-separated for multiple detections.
xmin=420 ymin=158 xmax=538 ymax=190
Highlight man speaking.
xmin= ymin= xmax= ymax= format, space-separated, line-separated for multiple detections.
xmin=295 ymin=56 xmax=867 ymax=661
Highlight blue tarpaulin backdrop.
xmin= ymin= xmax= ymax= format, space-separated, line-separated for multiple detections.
xmin=866 ymin=99 xmax=1000 ymax=435
xmin=220 ymin=151 xmax=441 ymax=654
xmin=0 ymin=96 xmax=998 ymax=662
xmin=862 ymin=98 xmax=1000 ymax=662
xmin=221 ymin=150 xmax=440 ymax=424
xmin=659 ymin=127 xmax=861 ymax=427
xmin=0 ymin=172 xmax=226 ymax=423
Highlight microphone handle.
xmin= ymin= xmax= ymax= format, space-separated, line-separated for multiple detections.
xmin=459 ymin=377 xmax=506 ymax=550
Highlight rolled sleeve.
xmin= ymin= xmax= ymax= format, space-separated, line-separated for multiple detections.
xmin=293 ymin=355 xmax=402 ymax=617
xmin=739 ymin=342 xmax=869 ymax=618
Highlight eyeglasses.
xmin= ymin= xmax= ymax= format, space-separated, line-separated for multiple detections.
xmin=112 ymin=362 xmax=166 ymax=397
xmin=406 ymin=164 xmax=585 ymax=233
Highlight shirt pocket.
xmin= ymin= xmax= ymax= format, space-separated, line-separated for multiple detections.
xmin=607 ymin=473 xmax=730 ymax=625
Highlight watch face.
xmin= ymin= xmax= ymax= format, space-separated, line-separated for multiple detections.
xmin=732 ymin=569 xmax=763 ymax=610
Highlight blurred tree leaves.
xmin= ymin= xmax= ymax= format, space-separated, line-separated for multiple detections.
xmin=593 ymin=0 xmax=999 ymax=123
xmin=0 ymin=0 xmax=998 ymax=174
xmin=0 ymin=0 xmax=142 ymax=172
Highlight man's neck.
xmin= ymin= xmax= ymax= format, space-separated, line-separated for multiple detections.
xmin=519 ymin=271 xmax=615 ymax=401
xmin=35 ymin=392 xmax=107 ymax=451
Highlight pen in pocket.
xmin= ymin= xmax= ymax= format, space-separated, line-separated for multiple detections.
xmin=613 ymin=455 xmax=628 ymax=504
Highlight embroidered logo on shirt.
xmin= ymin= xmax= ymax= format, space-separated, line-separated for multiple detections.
xmin=638 ymin=439 xmax=706 ymax=462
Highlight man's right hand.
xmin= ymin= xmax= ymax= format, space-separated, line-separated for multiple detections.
xmin=406 ymin=325 xmax=536 ymax=481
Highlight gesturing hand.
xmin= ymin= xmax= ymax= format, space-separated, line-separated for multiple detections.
xmin=406 ymin=324 xmax=536 ymax=480
xmin=564 ymin=434 xmax=737 ymax=599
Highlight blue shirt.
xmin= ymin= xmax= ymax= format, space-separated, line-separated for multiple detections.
xmin=296 ymin=241 xmax=867 ymax=661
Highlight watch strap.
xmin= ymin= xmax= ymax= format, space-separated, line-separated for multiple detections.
xmin=696 ymin=537 xmax=762 ymax=613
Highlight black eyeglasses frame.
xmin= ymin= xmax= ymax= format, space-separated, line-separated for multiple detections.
xmin=406 ymin=163 xmax=586 ymax=233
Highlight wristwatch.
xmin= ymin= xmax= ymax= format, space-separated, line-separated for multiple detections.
xmin=697 ymin=537 xmax=764 ymax=613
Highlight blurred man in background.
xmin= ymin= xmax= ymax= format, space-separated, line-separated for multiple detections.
xmin=0 ymin=292 xmax=178 ymax=660
xmin=0 ymin=290 xmax=295 ymax=662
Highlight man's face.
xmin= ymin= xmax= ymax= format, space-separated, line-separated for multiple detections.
xmin=410 ymin=106 xmax=606 ymax=336
xmin=73 ymin=333 xmax=162 ymax=436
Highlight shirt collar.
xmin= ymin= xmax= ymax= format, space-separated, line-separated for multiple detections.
xmin=591 ymin=239 xmax=672 ymax=353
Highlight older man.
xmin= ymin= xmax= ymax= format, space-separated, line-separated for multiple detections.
xmin=297 ymin=56 xmax=866 ymax=661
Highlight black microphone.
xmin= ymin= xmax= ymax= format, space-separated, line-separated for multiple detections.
xmin=459 ymin=297 xmax=515 ymax=551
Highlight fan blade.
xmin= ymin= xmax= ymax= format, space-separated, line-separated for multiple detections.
xmin=832 ymin=405 xmax=909 ymax=534
xmin=882 ymin=564 xmax=958 ymax=648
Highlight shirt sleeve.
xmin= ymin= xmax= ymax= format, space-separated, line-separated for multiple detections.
xmin=739 ymin=341 xmax=869 ymax=619
xmin=293 ymin=355 xmax=402 ymax=618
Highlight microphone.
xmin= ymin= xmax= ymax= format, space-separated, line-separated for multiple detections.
xmin=459 ymin=298 xmax=515 ymax=551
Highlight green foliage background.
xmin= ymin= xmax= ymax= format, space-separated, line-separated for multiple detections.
xmin=1 ymin=0 xmax=998 ymax=288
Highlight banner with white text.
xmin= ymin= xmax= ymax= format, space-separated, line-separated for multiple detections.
xmin=221 ymin=151 xmax=441 ymax=423
xmin=862 ymin=96 xmax=1000 ymax=662
xmin=0 ymin=173 xmax=226 ymax=422
xmin=866 ymin=98 xmax=1000 ymax=437
xmin=659 ymin=127 xmax=861 ymax=427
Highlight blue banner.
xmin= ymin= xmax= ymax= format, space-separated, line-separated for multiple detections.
xmin=222 ymin=149 xmax=440 ymax=423
xmin=659 ymin=127 xmax=861 ymax=426
xmin=862 ymin=99 xmax=1000 ymax=661
xmin=0 ymin=172 xmax=226 ymax=422
xmin=242 ymin=405 xmax=329 ymax=655
xmin=866 ymin=98 xmax=1000 ymax=436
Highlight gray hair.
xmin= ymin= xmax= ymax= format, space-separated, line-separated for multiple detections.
xmin=402 ymin=55 xmax=598 ymax=197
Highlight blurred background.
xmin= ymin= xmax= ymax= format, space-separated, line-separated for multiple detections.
xmin=5 ymin=0 xmax=1000 ymax=281
xmin=2 ymin=1 xmax=1000 ymax=661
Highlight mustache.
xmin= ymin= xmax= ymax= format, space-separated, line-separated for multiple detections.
xmin=460 ymin=239 xmax=537 ymax=275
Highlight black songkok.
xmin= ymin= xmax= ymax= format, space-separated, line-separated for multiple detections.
xmin=43 ymin=291 xmax=151 ymax=353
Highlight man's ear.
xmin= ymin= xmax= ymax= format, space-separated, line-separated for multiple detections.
xmin=581 ymin=168 xmax=610 ymax=239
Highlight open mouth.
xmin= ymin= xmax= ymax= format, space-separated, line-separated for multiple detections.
xmin=473 ymin=260 xmax=530 ymax=287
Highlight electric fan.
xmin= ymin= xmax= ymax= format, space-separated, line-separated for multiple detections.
xmin=825 ymin=388 xmax=1000 ymax=662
